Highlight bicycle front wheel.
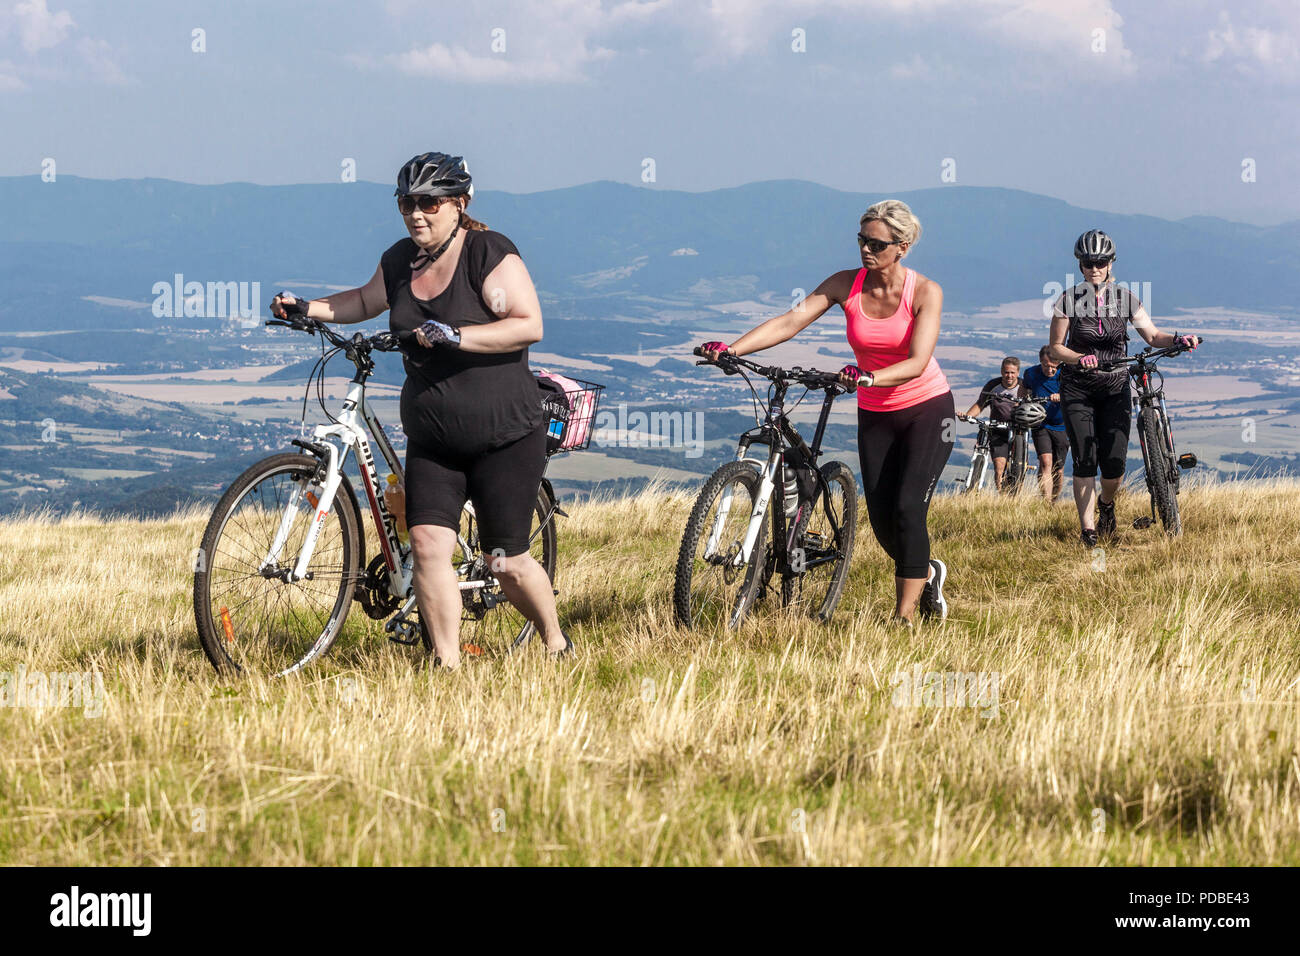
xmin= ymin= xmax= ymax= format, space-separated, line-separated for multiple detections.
xmin=782 ymin=460 xmax=858 ymax=621
xmin=674 ymin=460 xmax=768 ymax=629
xmin=193 ymin=453 xmax=362 ymax=676
xmin=1004 ymin=432 xmax=1028 ymax=494
xmin=963 ymin=454 xmax=987 ymax=494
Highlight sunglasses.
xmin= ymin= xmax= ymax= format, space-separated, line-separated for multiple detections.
xmin=397 ymin=195 xmax=458 ymax=216
xmin=1079 ymin=257 xmax=1112 ymax=269
xmin=857 ymin=234 xmax=903 ymax=254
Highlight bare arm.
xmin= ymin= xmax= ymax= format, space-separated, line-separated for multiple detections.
xmin=868 ymin=276 xmax=943 ymax=388
xmin=721 ymin=273 xmax=848 ymax=357
xmin=277 ymin=265 xmax=388 ymax=325
xmin=1047 ymin=311 xmax=1083 ymax=364
xmin=1130 ymin=303 xmax=1191 ymax=348
xmin=457 ymin=253 xmax=543 ymax=353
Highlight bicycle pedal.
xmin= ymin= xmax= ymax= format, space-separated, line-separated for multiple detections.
xmin=1133 ymin=516 xmax=1153 ymax=529
xmin=1177 ymin=453 xmax=1198 ymax=470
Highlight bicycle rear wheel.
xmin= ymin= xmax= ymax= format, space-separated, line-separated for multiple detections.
xmin=1140 ymin=409 xmax=1181 ymax=536
xmin=436 ymin=485 xmax=558 ymax=655
xmin=193 ymin=453 xmax=362 ymax=676
xmin=781 ymin=460 xmax=858 ymax=621
xmin=674 ymin=460 xmax=768 ymax=629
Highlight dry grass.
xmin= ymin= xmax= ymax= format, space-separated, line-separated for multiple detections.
xmin=2 ymin=478 xmax=1299 ymax=865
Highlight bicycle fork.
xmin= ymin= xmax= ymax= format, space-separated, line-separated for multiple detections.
xmin=704 ymin=451 xmax=780 ymax=568
xmin=261 ymin=439 xmax=345 ymax=583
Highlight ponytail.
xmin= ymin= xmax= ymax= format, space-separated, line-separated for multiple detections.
xmin=455 ymin=196 xmax=488 ymax=232
xmin=459 ymin=211 xmax=488 ymax=232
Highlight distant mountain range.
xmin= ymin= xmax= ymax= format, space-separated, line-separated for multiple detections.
xmin=2 ymin=175 xmax=1298 ymax=330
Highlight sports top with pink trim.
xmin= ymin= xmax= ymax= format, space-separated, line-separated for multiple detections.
xmin=842 ymin=267 xmax=950 ymax=412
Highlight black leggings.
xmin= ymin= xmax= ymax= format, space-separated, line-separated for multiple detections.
xmin=1062 ymin=388 xmax=1130 ymax=479
xmin=404 ymin=421 xmax=547 ymax=556
xmin=857 ymin=390 xmax=955 ymax=579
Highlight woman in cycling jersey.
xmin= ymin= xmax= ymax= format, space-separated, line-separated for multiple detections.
xmin=270 ymin=152 xmax=570 ymax=667
xmin=701 ymin=200 xmax=955 ymax=625
xmin=1048 ymin=230 xmax=1199 ymax=546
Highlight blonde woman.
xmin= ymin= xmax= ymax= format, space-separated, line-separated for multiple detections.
xmin=701 ymin=200 xmax=955 ymax=625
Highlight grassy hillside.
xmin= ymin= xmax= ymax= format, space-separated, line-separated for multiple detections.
xmin=2 ymin=479 xmax=1299 ymax=865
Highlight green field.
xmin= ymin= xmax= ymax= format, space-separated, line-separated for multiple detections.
xmin=1 ymin=478 xmax=1298 ymax=865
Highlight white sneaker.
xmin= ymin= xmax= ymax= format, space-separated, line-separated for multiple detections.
xmin=921 ymin=558 xmax=948 ymax=620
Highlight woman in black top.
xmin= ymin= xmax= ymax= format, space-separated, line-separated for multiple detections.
xmin=1048 ymin=230 xmax=1199 ymax=546
xmin=270 ymin=152 xmax=570 ymax=667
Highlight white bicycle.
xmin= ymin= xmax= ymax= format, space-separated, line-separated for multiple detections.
xmin=191 ymin=316 xmax=594 ymax=677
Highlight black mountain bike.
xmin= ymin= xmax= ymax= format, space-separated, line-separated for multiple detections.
xmin=1001 ymin=395 xmax=1052 ymax=495
xmin=1093 ymin=338 xmax=1203 ymax=536
xmin=192 ymin=316 xmax=601 ymax=676
xmin=674 ymin=349 xmax=859 ymax=628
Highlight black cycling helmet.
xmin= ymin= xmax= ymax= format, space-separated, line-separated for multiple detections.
xmin=395 ymin=152 xmax=474 ymax=199
xmin=1074 ymin=229 xmax=1116 ymax=261
xmin=1011 ymin=401 xmax=1047 ymax=429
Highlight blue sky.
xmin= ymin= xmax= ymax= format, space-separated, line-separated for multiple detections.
xmin=1 ymin=0 xmax=1296 ymax=223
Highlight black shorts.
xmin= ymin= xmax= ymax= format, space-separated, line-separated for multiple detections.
xmin=1032 ymin=426 xmax=1069 ymax=462
xmin=1062 ymin=387 xmax=1131 ymax=479
xmin=989 ymin=427 xmax=1011 ymax=460
xmin=404 ymin=420 xmax=547 ymax=556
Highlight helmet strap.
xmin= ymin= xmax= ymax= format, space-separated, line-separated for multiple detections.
xmin=410 ymin=220 xmax=461 ymax=271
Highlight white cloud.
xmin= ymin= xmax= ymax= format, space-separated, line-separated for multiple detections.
xmin=75 ymin=37 xmax=130 ymax=85
xmin=360 ymin=0 xmax=1136 ymax=85
xmin=379 ymin=41 xmax=613 ymax=84
xmin=704 ymin=0 xmax=1133 ymax=71
xmin=0 ymin=60 xmax=25 ymax=91
xmin=13 ymin=0 xmax=74 ymax=54
xmin=1204 ymin=11 xmax=1299 ymax=80
xmin=359 ymin=0 xmax=663 ymax=85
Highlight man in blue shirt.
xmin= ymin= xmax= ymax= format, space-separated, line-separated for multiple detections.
xmin=1019 ymin=346 xmax=1066 ymax=500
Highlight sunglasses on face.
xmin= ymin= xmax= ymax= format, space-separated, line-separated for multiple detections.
xmin=857 ymin=234 xmax=902 ymax=254
xmin=397 ymin=195 xmax=457 ymax=216
xmin=1079 ymin=257 xmax=1112 ymax=269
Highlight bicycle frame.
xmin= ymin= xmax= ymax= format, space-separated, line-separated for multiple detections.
xmin=708 ymin=380 xmax=839 ymax=572
xmin=260 ymin=355 xmax=562 ymax=628
xmin=261 ymin=363 xmax=410 ymax=597
xmin=960 ymin=419 xmax=1008 ymax=491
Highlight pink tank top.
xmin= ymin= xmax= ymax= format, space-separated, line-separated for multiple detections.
xmin=843 ymin=267 xmax=950 ymax=412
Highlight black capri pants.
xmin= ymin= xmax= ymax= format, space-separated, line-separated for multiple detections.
xmin=1062 ymin=389 xmax=1131 ymax=479
xmin=404 ymin=421 xmax=547 ymax=557
xmin=857 ymin=390 xmax=956 ymax=579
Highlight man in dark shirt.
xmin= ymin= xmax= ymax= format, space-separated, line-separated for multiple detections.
xmin=964 ymin=356 xmax=1021 ymax=490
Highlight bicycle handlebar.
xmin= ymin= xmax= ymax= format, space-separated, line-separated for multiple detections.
xmin=692 ymin=347 xmax=853 ymax=393
xmin=1089 ymin=337 xmax=1204 ymax=374
xmin=265 ymin=316 xmax=408 ymax=354
xmin=956 ymin=413 xmax=1011 ymax=432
